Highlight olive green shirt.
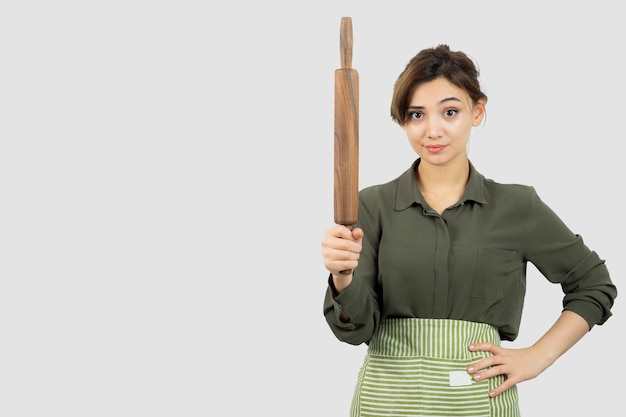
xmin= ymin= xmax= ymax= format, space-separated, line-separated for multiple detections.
xmin=324 ymin=159 xmax=617 ymax=343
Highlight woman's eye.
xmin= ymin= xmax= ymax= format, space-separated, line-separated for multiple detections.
xmin=408 ymin=111 xmax=423 ymax=119
xmin=444 ymin=108 xmax=458 ymax=117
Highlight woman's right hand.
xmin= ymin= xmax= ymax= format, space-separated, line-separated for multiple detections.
xmin=321 ymin=225 xmax=364 ymax=294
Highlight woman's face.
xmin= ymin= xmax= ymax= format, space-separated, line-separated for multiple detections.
xmin=403 ymin=77 xmax=485 ymax=168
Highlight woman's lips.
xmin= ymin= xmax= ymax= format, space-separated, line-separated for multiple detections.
xmin=425 ymin=145 xmax=446 ymax=153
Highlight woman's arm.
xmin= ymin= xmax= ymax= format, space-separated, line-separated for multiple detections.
xmin=466 ymin=310 xmax=589 ymax=397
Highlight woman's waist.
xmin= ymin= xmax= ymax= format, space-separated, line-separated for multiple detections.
xmin=368 ymin=318 xmax=500 ymax=359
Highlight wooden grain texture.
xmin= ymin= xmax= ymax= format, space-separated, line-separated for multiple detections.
xmin=334 ymin=17 xmax=359 ymax=227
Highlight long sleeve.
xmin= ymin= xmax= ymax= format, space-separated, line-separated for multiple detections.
xmin=323 ymin=195 xmax=383 ymax=345
xmin=522 ymin=187 xmax=617 ymax=329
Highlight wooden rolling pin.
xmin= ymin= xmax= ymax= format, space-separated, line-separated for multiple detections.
xmin=333 ymin=17 xmax=359 ymax=275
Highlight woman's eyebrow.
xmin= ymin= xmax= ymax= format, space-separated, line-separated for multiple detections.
xmin=439 ymin=97 xmax=462 ymax=105
xmin=407 ymin=97 xmax=462 ymax=109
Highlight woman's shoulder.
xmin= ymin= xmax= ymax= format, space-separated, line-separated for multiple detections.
xmin=359 ymin=162 xmax=416 ymax=200
xmin=480 ymin=175 xmax=541 ymax=205
xmin=470 ymin=162 xmax=537 ymax=198
xmin=359 ymin=174 xmax=403 ymax=200
xmin=483 ymin=176 xmax=536 ymax=193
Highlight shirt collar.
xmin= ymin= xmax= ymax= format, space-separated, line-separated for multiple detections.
xmin=395 ymin=158 xmax=488 ymax=211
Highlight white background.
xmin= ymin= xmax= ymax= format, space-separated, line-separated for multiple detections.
xmin=1 ymin=1 xmax=623 ymax=416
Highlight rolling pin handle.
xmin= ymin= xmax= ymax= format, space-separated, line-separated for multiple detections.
xmin=339 ymin=224 xmax=354 ymax=275
xmin=340 ymin=17 xmax=353 ymax=70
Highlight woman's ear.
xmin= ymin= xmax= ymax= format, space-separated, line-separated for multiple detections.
xmin=472 ymin=98 xmax=487 ymax=126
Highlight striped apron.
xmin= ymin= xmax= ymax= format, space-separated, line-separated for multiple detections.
xmin=350 ymin=319 xmax=520 ymax=417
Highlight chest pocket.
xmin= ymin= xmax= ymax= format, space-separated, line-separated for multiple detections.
xmin=470 ymin=247 xmax=519 ymax=300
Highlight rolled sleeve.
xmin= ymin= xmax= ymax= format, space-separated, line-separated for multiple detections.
xmin=323 ymin=274 xmax=379 ymax=345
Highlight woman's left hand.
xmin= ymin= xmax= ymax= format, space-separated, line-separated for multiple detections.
xmin=465 ymin=343 xmax=550 ymax=397
xmin=467 ymin=311 xmax=590 ymax=397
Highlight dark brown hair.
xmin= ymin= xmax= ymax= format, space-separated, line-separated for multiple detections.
xmin=390 ymin=44 xmax=487 ymax=125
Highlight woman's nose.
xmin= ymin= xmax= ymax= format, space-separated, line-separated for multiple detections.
xmin=426 ymin=117 xmax=443 ymax=138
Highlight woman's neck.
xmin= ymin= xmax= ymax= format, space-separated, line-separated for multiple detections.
xmin=416 ymin=158 xmax=470 ymax=195
xmin=416 ymin=159 xmax=470 ymax=214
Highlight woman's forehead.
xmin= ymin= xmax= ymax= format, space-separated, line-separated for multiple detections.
xmin=409 ymin=78 xmax=471 ymax=106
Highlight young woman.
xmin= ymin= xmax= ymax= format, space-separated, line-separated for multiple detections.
xmin=321 ymin=44 xmax=617 ymax=416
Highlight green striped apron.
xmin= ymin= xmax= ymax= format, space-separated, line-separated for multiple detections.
xmin=350 ymin=318 xmax=520 ymax=417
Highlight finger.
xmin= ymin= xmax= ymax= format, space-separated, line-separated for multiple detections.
xmin=330 ymin=261 xmax=359 ymax=277
xmin=466 ymin=360 xmax=492 ymax=375
xmin=323 ymin=248 xmax=359 ymax=273
xmin=468 ymin=342 xmax=500 ymax=355
xmin=323 ymin=227 xmax=363 ymax=251
xmin=335 ymin=225 xmax=357 ymax=240
xmin=323 ymin=246 xmax=361 ymax=262
xmin=469 ymin=362 xmax=502 ymax=382
xmin=351 ymin=227 xmax=364 ymax=240
xmin=322 ymin=245 xmax=361 ymax=273
xmin=322 ymin=236 xmax=362 ymax=256
xmin=466 ymin=343 xmax=499 ymax=374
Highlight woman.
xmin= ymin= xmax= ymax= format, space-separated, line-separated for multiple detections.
xmin=321 ymin=45 xmax=617 ymax=416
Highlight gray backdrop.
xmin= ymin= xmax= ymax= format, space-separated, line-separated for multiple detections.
xmin=2 ymin=1 xmax=622 ymax=415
